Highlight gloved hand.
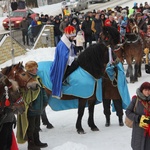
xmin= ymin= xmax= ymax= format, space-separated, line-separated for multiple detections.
xmin=139 ymin=115 xmax=149 ymax=129
xmin=143 ymin=118 xmax=150 ymax=124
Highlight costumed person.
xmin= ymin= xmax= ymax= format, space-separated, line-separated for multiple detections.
xmin=125 ymin=82 xmax=150 ymax=150
xmin=16 ymin=61 xmax=48 ymax=150
xmin=50 ymin=25 xmax=79 ymax=99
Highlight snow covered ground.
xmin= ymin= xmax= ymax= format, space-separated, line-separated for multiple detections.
xmin=0 ymin=0 xmax=150 ymax=149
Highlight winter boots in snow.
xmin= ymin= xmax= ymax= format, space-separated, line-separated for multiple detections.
xmin=34 ymin=133 xmax=48 ymax=148
xmin=105 ymin=116 xmax=110 ymax=127
xmin=105 ymin=116 xmax=124 ymax=127
xmin=28 ymin=140 xmax=41 ymax=150
xmin=119 ymin=116 xmax=124 ymax=126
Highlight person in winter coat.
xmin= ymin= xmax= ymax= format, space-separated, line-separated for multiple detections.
xmin=16 ymin=61 xmax=49 ymax=150
xmin=91 ymin=13 xmax=103 ymax=42
xmin=53 ymin=17 xmax=62 ymax=46
xmin=125 ymin=82 xmax=150 ymax=150
xmin=135 ymin=12 xmax=147 ymax=34
xmin=20 ymin=17 xmax=30 ymax=46
xmin=81 ymin=16 xmax=92 ymax=48
xmin=50 ymin=26 xmax=79 ymax=98
xmin=59 ymin=16 xmax=69 ymax=34
xmin=70 ymin=17 xmax=80 ymax=34
xmin=74 ymin=30 xmax=85 ymax=54
xmin=11 ymin=0 xmax=18 ymax=11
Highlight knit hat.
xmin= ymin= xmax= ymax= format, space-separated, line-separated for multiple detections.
xmin=25 ymin=61 xmax=38 ymax=71
xmin=140 ymin=82 xmax=150 ymax=92
xmin=64 ymin=25 xmax=76 ymax=37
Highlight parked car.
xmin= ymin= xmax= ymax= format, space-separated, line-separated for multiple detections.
xmin=2 ymin=9 xmax=37 ymax=30
xmin=61 ymin=0 xmax=89 ymax=12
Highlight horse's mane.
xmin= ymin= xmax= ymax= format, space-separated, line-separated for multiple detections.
xmin=78 ymin=43 xmax=108 ymax=79
xmin=102 ymin=26 xmax=120 ymax=45
xmin=1 ymin=62 xmax=24 ymax=75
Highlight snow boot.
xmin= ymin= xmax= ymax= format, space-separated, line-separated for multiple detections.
xmin=105 ymin=115 xmax=110 ymax=127
xmin=28 ymin=140 xmax=41 ymax=150
xmin=119 ymin=116 xmax=124 ymax=126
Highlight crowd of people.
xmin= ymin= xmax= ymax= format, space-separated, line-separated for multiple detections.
xmin=20 ymin=1 xmax=150 ymax=48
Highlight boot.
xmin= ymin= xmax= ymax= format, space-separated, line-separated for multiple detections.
xmin=105 ymin=115 xmax=110 ymax=127
xmin=44 ymin=122 xmax=54 ymax=129
xmin=34 ymin=133 xmax=48 ymax=148
xmin=28 ymin=140 xmax=41 ymax=150
xmin=119 ymin=116 xmax=124 ymax=126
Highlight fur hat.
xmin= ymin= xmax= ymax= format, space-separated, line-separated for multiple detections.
xmin=25 ymin=61 xmax=38 ymax=71
xmin=136 ymin=12 xmax=142 ymax=17
xmin=140 ymin=82 xmax=150 ymax=92
xmin=64 ymin=25 xmax=76 ymax=37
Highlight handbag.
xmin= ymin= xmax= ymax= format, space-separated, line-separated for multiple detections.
xmin=125 ymin=98 xmax=138 ymax=128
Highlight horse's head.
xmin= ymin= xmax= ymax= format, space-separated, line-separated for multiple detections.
xmin=127 ymin=18 xmax=139 ymax=34
xmin=1 ymin=62 xmax=39 ymax=90
xmin=77 ymin=43 xmax=117 ymax=79
xmin=0 ymin=72 xmax=25 ymax=114
xmin=99 ymin=26 xmax=120 ymax=49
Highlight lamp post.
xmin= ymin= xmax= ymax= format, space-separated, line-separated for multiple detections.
xmin=8 ymin=0 xmax=15 ymax=64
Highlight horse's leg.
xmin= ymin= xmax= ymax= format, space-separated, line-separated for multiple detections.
xmin=128 ymin=64 xmax=134 ymax=83
xmin=88 ymin=99 xmax=99 ymax=131
xmin=137 ymin=61 xmax=142 ymax=77
xmin=133 ymin=63 xmax=139 ymax=82
xmin=76 ymin=98 xmax=87 ymax=134
xmin=126 ymin=66 xmax=130 ymax=77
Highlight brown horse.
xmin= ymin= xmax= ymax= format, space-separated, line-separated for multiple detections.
xmin=0 ymin=72 xmax=25 ymax=149
xmin=123 ymin=19 xmax=144 ymax=82
xmin=0 ymin=72 xmax=25 ymax=114
xmin=1 ymin=62 xmax=39 ymax=90
xmin=38 ymin=43 xmax=116 ymax=134
xmin=100 ymin=25 xmax=143 ymax=83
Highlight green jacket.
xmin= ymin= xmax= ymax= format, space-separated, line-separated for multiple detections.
xmin=16 ymin=75 xmax=48 ymax=143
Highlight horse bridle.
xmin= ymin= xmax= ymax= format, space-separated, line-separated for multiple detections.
xmin=0 ymin=75 xmax=23 ymax=112
xmin=8 ymin=67 xmax=33 ymax=88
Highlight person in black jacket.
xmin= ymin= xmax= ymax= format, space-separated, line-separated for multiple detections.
xmin=11 ymin=0 xmax=18 ymax=11
xmin=53 ymin=17 xmax=62 ymax=46
xmin=20 ymin=17 xmax=30 ymax=45
xmin=81 ymin=16 xmax=92 ymax=48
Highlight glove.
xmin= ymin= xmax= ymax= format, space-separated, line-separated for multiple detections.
xmin=139 ymin=115 xmax=149 ymax=129
xmin=143 ymin=118 xmax=150 ymax=124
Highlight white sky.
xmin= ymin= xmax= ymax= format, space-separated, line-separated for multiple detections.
xmin=0 ymin=0 xmax=150 ymax=149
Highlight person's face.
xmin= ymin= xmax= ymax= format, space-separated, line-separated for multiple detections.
xmin=29 ymin=68 xmax=38 ymax=75
xmin=142 ymin=89 xmax=150 ymax=97
xmin=69 ymin=36 xmax=76 ymax=41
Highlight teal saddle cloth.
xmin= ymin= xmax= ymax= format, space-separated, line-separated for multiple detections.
xmin=37 ymin=61 xmax=102 ymax=111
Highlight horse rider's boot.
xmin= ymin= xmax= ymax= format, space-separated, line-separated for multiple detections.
xmin=105 ymin=115 xmax=110 ymax=127
xmin=119 ymin=116 xmax=124 ymax=126
xmin=34 ymin=132 xmax=48 ymax=148
xmin=28 ymin=140 xmax=41 ymax=150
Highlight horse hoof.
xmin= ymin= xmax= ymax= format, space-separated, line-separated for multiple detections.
xmin=77 ymin=129 xmax=86 ymax=134
xmin=91 ymin=127 xmax=99 ymax=131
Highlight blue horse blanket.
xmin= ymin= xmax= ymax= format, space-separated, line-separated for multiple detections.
xmin=37 ymin=61 xmax=102 ymax=111
xmin=106 ymin=62 xmax=131 ymax=111
xmin=37 ymin=61 xmax=130 ymax=111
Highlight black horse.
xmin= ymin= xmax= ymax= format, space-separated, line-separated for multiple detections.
xmin=38 ymin=43 xmax=116 ymax=134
